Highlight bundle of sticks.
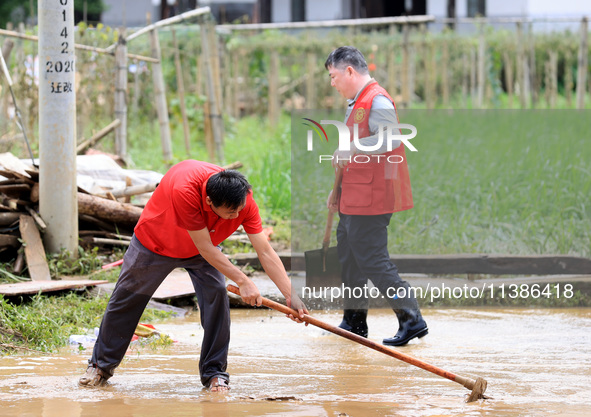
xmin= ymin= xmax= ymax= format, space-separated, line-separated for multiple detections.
xmin=0 ymin=153 xmax=148 ymax=280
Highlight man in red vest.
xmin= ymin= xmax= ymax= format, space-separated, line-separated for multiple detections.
xmin=325 ymin=46 xmax=428 ymax=346
xmin=79 ymin=161 xmax=307 ymax=391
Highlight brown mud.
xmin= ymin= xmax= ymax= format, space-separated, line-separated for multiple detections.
xmin=1 ymin=308 xmax=590 ymax=416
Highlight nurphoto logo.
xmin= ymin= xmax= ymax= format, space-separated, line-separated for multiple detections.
xmin=302 ymin=118 xmax=418 ymax=164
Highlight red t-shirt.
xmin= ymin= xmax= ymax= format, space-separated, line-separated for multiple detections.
xmin=134 ymin=160 xmax=263 ymax=258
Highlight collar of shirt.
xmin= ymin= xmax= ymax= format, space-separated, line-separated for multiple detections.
xmin=348 ymin=78 xmax=376 ymax=107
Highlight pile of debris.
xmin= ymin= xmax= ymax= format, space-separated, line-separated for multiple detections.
xmin=0 ymin=152 xmax=160 ymax=281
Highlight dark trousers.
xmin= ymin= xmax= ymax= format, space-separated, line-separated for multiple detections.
xmin=337 ymin=213 xmax=419 ymax=311
xmin=90 ymin=235 xmax=230 ymax=386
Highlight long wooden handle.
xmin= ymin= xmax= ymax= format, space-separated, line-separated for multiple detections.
xmin=322 ymin=168 xmax=343 ymax=249
xmin=227 ymin=284 xmax=478 ymax=392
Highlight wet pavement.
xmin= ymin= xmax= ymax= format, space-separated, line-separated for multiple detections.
xmin=1 ymin=307 xmax=590 ymax=416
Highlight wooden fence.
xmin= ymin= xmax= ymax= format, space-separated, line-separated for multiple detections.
xmin=0 ymin=15 xmax=589 ymax=163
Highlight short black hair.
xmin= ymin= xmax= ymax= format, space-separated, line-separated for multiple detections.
xmin=324 ymin=46 xmax=369 ymax=75
xmin=206 ymin=170 xmax=252 ymax=210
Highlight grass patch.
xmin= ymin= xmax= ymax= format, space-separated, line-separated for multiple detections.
xmin=0 ymin=292 xmax=172 ymax=354
xmin=291 ymin=110 xmax=591 ymax=257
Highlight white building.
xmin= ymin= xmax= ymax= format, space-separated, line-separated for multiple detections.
xmin=101 ymin=0 xmax=591 ymax=30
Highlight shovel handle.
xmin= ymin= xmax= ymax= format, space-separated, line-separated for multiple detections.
xmin=227 ymin=284 xmax=483 ymax=395
xmin=323 ymin=168 xmax=343 ymax=248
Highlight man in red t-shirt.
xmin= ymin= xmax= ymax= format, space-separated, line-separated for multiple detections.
xmin=79 ymin=160 xmax=307 ymax=392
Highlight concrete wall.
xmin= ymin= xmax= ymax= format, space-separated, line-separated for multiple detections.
xmin=101 ymin=0 xmax=156 ymax=28
xmin=527 ymin=0 xmax=591 ymax=17
xmin=272 ymin=0 xmax=291 ymax=22
xmin=427 ymin=0 xmax=589 ymax=32
xmin=306 ymin=0 xmax=343 ymax=21
xmin=427 ymin=0 xmax=591 ymax=18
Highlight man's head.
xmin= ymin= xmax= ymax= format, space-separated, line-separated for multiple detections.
xmin=325 ymin=46 xmax=372 ymax=100
xmin=205 ymin=170 xmax=251 ymax=219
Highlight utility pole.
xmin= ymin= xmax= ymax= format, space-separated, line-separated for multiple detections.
xmin=38 ymin=0 xmax=78 ymax=255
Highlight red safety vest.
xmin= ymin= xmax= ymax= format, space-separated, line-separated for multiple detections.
xmin=339 ymin=81 xmax=413 ymax=215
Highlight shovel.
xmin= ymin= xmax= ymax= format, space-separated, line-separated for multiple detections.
xmin=227 ymin=284 xmax=489 ymax=403
xmin=304 ymin=168 xmax=343 ymax=288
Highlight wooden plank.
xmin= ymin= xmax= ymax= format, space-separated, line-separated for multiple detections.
xmin=19 ymin=215 xmax=51 ymax=281
xmin=0 ymin=280 xmax=109 ymax=296
xmin=389 ymin=254 xmax=591 ymax=275
xmin=229 ymin=252 xmax=591 ymax=276
xmin=0 ymin=152 xmax=31 ymax=178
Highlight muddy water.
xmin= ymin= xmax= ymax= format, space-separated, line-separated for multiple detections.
xmin=1 ymin=308 xmax=590 ymax=416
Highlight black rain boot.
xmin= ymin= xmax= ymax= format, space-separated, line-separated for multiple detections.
xmin=338 ymin=309 xmax=368 ymax=338
xmin=383 ymin=309 xmax=428 ymax=346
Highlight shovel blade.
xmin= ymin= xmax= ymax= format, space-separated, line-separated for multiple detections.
xmin=304 ymin=246 xmax=342 ymax=288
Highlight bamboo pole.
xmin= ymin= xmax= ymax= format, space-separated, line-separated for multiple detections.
xmin=529 ymin=23 xmax=538 ymax=108
xmin=203 ymin=101 xmax=215 ymax=161
xmin=516 ymin=22 xmax=529 ymax=108
xmin=15 ymin=23 xmax=24 ymax=83
xmin=149 ymin=28 xmax=173 ymax=162
xmin=476 ymin=24 xmax=486 ymax=108
xmin=0 ymin=39 xmax=14 ymax=129
xmin=110 ymin=183 xmax=158 ymax=198
xmin=401 ymin=24 xmax=410 ymax=107
xmin=201 ymin=21 xmax=224 ymax=161
xmin=576 ymin=17 xmax=589 ymax=109
xmin=223 ymin=47 xmax=233 ymax=118
xmin=218 ymin=15 xmax=435 ymax=31
xmin=306 ymin=52 xmax=316 ymax=108
xmin=408 ymin=44 xmax=416 ymax=107
xmin=425 ymin=41 xmax=436 ymax=108
xmin=461 ymin=53 xmax=468 ymax=107
xmin=418 ymin=24 xmax=426 ymax=106
xmin=550 ymin=51 xmax=558 ymax=108
xmin=114 ymin=29 xmax=128 ymax=159
xmin=388 ymin=24 xmax=397 ymax=97
xmin=549 ymin=59 xmax=557 ymax=108
xmin=470 ymin=47 xmax=476 ymax=106
xmin=268 ymin=50 xmax=280 ymax=126
xmin=442 ymin=39 xmax=449 ymax=107
xmin=76 ymin=119 xmax=122 ymax=154
xmin=209 ymin=26 xmax=224 ymax=121
xmin=502 ymin=51 xmax=514 ymax=108
xmin=196 ymin=45 xmax=203 ymax=97
xmin=565 ymin=49 xmax=574 ymax=107
xmin=171 ymin=28 xmax=191 ymax=155
xmin=0 ymin=28 xmax=158 ymax=62
xmin=232 ymin=52 xmax=240 ymax=118
xmin=110 ymin=7 xmax=212 ymax=50
xmin=132 ymin=59 xmax=140 ymax=116
xmin=544 ymin=59 xmax=551 ymax=107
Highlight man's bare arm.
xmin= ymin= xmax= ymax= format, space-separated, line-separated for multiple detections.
xmin=248 ymin=232 xmax=309 ymax=321
xmin=188 ymin=228 xmax=262 ymax=306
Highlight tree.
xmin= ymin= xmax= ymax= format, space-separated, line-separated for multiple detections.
xmin=1 ymin=0 xmax=107 ymax=30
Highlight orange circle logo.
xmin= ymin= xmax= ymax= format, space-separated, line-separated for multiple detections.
xmin=354 ymin=108 xmax=366 ymax=123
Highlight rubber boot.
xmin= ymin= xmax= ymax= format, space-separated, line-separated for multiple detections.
xmin=338 ymin=309 xmax=368 ymax=338
xmin=382 ymin=309 xmax=428 ymax=346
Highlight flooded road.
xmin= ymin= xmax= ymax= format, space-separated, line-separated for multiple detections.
xmin=1 ymin=307 xmax=590 ymax=416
